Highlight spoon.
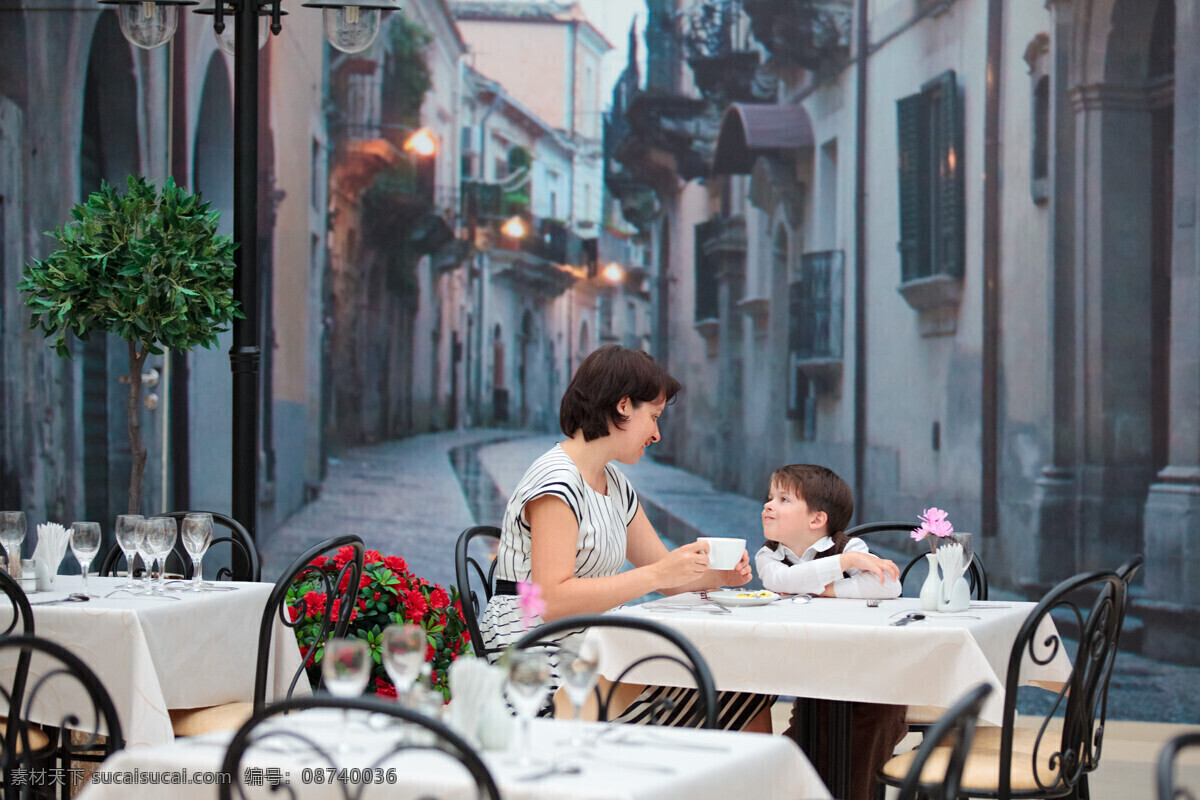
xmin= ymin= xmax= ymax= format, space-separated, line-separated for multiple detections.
xmin=792 ymin=595 xmax=814 ymax=605
xmin=30 ymin=593 xmax=89 ymax=606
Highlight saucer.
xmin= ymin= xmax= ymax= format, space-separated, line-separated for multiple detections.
xmin=708 ymin=590 xmax=779 ymax=608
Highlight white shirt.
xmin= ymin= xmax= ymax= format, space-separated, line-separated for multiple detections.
xmin=755 ymin=535 xmax=902 ymax=599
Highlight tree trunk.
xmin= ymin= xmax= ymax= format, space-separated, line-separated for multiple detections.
xmin=127 ymin=341 xmax=147 ymax=514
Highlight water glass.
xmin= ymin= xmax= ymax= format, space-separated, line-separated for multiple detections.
xmin=69 ymin=522 xmax=101 ymax=596
xmin=0 ymin=512 xmax=26 ymax=576
xmin=323 ymin=637 xmax=371 ymax=743
xmin=381 ymin=623 xmax=426 ymax=705
xmin=154 ymin=516 xmax=178 ymax=592
xmin=114 ymin=515 xmax=144 ymax=590
xmin=180 ymin=513 xmax=214 ymax=591
xmin=560 ymin=646 xmax=600 ymax=747
xmin=137 ymin=519 xmax=166 ymax=594
xmin=505 ymin=648 xmax=551 ymax=767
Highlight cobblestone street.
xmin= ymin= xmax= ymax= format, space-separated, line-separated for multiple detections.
xmin=264 ymin=430 xmax=1200 ymax=724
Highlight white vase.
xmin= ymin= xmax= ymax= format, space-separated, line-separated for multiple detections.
xmin=938 ymin=575 xmax=971 ymax=612
xmin=919 ymin=553 xmax=940 ymax=611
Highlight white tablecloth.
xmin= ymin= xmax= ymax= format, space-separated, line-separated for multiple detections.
xmin=0 ymin=576 xmax=306 ymax=747
xmin=76 ymin=711 xmax=828 ymax=800
xmin=592 ymin=596 xmax=1072 ymax=725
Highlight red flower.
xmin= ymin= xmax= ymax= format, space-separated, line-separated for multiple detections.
xmin=429 ymin=587 xmax=450 ymax=610
xmin=373 ymin=676 xmax=397 ymax=699
xmin=287 ymin=605 xmax=300 ymax=622
xmin=383 ymin=555 xmax=408 ymax=574
xmin=303 ymin=591 xmax=326 ymax=619
xmin=425 ymin=643 xmax=436 ymax=662
xmin=359 ymin=574 xmax=373 ymax=590
xmin=330 ymin=600 xmax=357 ymax=623
xmin=364 ymin=550 xmax=383 ymax=564
xmin=403 ymin=589 xmax=428 ymax=620
xmin=333 ymin=546 xmax=355 ymax=569
xmin=357 ymin=598 xmax=367 ymax=612
xmin=309 ymin=556 xmax=329 ymax=569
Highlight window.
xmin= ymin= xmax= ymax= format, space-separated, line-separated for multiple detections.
xmin=789 ymin=250 xmax=844 ymax=361
xmin=1025 ymin=33 xmax=1051 ymax=205
xmin=693 ymin=219 xmax=721 ymax=322
xmin=896 ymin=70 xmax=964 ymax=283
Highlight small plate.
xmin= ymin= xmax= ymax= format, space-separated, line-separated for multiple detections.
xmin=708 ymin=590 xmax=779 ymax=607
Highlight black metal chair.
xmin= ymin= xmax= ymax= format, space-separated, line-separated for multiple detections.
xmin=455 ymin=525 xmax=501 ymax=661
xmin=0 ymin=635 xmax=123 ymax=800
xmin=169 ymin=535 xmax=365 ymax=737
xmin=97 ymin=510 xmax=261 ymax=582
xmin=218 ymin=695 xmax=501 ymax=800
xmin=886 ymin=569 xmax=1128 ymax=800
xmin=845 ymin=520 xmax=989 ymax=600
xmin=879 ymin=683 xmax=993 ymax=800
xmin=511 ymin=613 xmax=719 ymax=729
xmin=1157 ymin=730 xmax=1200 ymax=800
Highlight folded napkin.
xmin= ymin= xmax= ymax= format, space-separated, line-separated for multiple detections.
xmin=447 ymin=658 xmax=511 ymax=750
xmin=33 ymin=523 xmax=70 ymax=588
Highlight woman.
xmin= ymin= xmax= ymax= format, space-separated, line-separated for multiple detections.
xmin=479 ymin=345 xmax=774 ymax=731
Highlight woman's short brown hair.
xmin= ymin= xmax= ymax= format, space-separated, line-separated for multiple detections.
xmin=560 ymin=345 xmax=682 ymax=441
xmin=770 ymin=464 xmax=855 ymax=536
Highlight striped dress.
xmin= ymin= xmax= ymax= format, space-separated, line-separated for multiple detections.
xmin=479 ymin=444 xmax=773 ymax=730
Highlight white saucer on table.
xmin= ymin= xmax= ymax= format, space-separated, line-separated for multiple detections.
xmin=707 ymin=589 xmax=779 ymax=608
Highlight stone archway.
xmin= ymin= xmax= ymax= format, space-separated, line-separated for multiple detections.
xmin=187 ymin=53 xmax=235 ymax=513
xmin=79 ymin=11 xmax=140 ymax=524
xmin=1037 ymin=0 xmax=1176 ymax=576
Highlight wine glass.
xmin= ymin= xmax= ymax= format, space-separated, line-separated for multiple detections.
xmin=505 ymin=648 xmax=552 ymax=767
xmin=180 ymin=513 xmax=213 ymax=591
xmin=114 ymin=515 xmax=144 ymax=590
xmin=0 ymin=512 xmax=26 ymax=576
xmin=381 ymin=623 xmax=426 ymax=706
xmin=322 ymin=637 xmax=371 ymax=743
xmin=69 ymin=522 xmax=101 ymax=597
xmin=137 ymin=518 xmax=166 ymax=594
xmin=951 ymin=531 xmax=975 ymax=583
xmin=154 ymin=516 xmax=178 ymax=592
xmin=559 ymin=645 xmax=600 ymax=748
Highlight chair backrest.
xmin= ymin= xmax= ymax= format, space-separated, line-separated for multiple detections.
xmin=218 ymin=695 xmax=500 ymax=800
xmin=455 ymin=526 xmax=501 ymax=661
xmin=97 ymin=510 xmax=261 ymax=582
xmin=512 ymin=613 xmax=719 ymax=729
xmin=846 ymin=520 xmax=989 ymax=600
xmin=896 ymin=683 xmax=992 ymax=800
xmin=1157 ymin=730 xmax=1200 ymax=800
xmin=0 ymin=570 xmax=33 ymax=638
xmin=0 ymin=634 xmax=124 ymax=786
xmin=253 ymin=535 xmax=364 ymax=712
xmin=993 ymin=569 xmax=1127 ymax=799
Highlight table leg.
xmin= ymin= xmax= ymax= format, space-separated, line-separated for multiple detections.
xmin=784 ymin=698 xmax=854 ymax=800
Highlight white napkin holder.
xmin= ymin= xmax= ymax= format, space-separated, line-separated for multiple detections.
xmin=447 ymin=658 xmax=512 ymax=751
xmin=936 ymin=543 xmax=970 ymax=612
xmin=32 ymin=523 xmax=70 ymax=589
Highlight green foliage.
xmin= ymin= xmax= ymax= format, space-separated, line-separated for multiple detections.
xmin=18 ymin=175 xmax=241 ymax=359
xmin=285 ymin=547 xmax=473 ymax=701
xmin=384 ymin=15 xmax=433 ymax=129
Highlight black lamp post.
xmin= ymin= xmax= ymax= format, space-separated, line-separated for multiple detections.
xmin=99 ymin=0 xmax=400 ymax=543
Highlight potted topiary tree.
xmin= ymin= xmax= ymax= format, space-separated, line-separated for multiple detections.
xmin=19 ymin=175 xmax=241 ymax=514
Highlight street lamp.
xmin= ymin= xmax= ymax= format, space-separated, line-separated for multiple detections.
xmin=402 ymin=127 xmax=438 ymax=158
xmin=101 ymin=0 xmax=401 ymax=544
xmin=501 ymin=216 xmax=527 ymax=239
xmin=602 ymin=262 xmax=625 ymax=284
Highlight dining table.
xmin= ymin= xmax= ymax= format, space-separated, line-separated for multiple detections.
xmin=589 ymin=594 xmax=1073 ymax=797
xmin=75 ymin=711 xmax=829 ymax=799
xmin=0 ymin=575 xmax=306 ymax=748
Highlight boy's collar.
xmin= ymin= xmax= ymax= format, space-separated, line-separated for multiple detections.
xmin=804 ymin=535 xmax=835 ymax=554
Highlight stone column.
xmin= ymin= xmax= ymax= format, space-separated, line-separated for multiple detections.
xmin=1143 ymin=1 xmax=1200 ymax=625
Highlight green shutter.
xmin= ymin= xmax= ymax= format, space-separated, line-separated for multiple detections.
xmin=694 ymin=220 xmax=720 ymax=321
xmin=934 ymin=70 xmax=964 ymax=278
xmin=896 ymin=92 xmax=930 ymax=282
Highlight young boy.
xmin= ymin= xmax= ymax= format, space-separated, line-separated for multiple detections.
xmin=755 ymin=464 xmax=905 ymax=800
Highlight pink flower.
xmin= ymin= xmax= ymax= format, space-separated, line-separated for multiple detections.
xmin=912 ymin=508 xmax=954 ymax=551
xmin=517 ymin=581 xmax=546 ymax=630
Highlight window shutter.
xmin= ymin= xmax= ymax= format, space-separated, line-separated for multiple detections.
xmin=934 ymin=70 xmax=964 ymax=278
xmin=896 ymin=92 xmax=930 ymax=282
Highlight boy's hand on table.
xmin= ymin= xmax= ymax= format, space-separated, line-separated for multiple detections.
xmin=842 ymin=551 xmax=900 ymax=583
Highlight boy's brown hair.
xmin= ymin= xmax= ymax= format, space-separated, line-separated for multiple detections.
xmin=767 ymin=464 xmax=855 ymax=549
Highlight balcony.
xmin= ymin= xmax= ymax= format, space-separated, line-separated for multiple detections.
xmin=742 ymin=0 xmax=853 ymax=73
xmin=676 ymin=0 xmax=772 ymax=105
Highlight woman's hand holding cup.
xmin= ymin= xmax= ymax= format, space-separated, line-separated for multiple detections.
xmin=654 ymin=541 xmax=712 ymax=588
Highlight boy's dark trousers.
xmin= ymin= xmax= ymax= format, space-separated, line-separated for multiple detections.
xmin=784 ymin=697 xmax=908 ymax=800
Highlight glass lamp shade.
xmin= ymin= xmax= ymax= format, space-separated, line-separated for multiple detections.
xmin=118 ymin=1 xmax=179 ymax=49
xmin=213 ymin=14 xmax=270 ymax=56
xmin=322 ymin=6 xmax=380 ymax=54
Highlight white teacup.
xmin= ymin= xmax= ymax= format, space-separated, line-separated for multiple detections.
xmin=699 ymin=537 xmax=745 ymax=570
